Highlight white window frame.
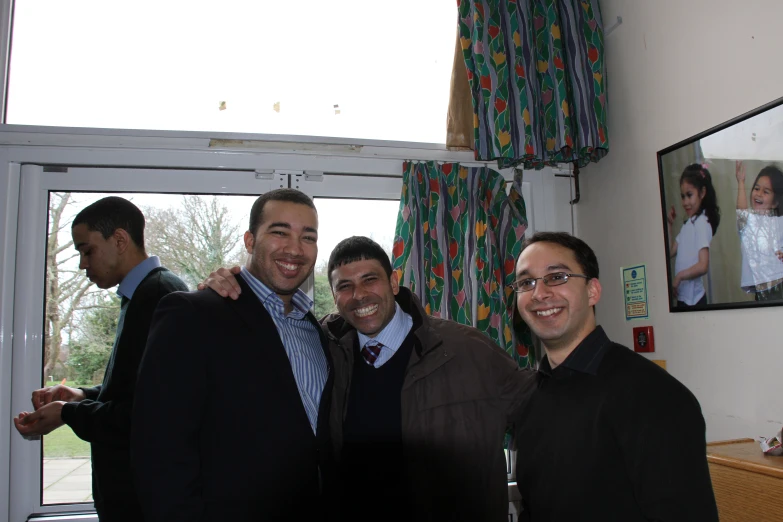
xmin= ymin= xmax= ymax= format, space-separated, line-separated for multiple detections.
xmin=0 ymin=0 xmax=12 ymax=124
xmin=6 ymin=163 xmax=417 ymax=521
xmin=12 ymin=165 xmax=283 ymax=519
xmin=0 ymin=127 xmax=497 ymax=521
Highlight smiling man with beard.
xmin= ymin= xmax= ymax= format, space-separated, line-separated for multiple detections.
xmin=14 ymin=196 xmax=188 ymax=522
xmin=512 ymin=232 xmax=718 ymax=522
xmin=131 ymin=189 xmax=333 ymax=522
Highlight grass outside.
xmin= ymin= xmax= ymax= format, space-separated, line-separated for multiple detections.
xmin=44 ymin=426 xmax=91 ymax=458
xmin=45 ymin=380 xmax=88 ymax=388
xmin=42 ymin=381 xmax=95 ymax=458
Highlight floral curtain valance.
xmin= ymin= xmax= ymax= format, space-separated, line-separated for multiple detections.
xmin=456 ymin=0 xmax=608 ymax=169
xmin=391 ymin=161 xmax=533 ymax=367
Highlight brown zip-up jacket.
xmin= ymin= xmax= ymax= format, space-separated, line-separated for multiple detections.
xmin=323 ymin=286 xmax=535 ymax=522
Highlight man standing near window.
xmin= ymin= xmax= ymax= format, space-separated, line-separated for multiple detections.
xmin=14 ymin=196 xmax=188 ymax=522
xmin=131 ymin=189 xmax=333 ymax=522
xmin=512 ymin=232 xmax=718 ymax=521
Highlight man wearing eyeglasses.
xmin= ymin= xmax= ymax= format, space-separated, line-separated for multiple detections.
xmin=511 ymin=232 xmax=718 ymax=521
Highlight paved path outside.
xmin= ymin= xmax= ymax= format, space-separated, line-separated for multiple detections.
xmin=43 ymin=458 xmax=93 ymax=505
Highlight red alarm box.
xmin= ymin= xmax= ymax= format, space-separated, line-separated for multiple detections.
xmin=633 ymin=326 xmax=654 ymax=353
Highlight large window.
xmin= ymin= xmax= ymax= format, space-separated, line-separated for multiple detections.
xmin=7 ymin=0 xmax=456 ymax=144
xmin=10 ymin=165 xmax=403 ymax=519
xmin=40 ymin=192 xmax=401 ymax=506
xmin=41 ymin=191 xmax=257 ymax=505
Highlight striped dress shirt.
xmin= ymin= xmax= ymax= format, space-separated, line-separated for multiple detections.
xmin=240 ymin=267 xmax=328 ymax=433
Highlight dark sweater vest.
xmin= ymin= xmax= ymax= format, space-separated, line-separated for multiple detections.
xmin=341 ymin=333 xmax=415 ymax=520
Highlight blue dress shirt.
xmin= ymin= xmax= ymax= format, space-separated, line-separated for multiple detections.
xmin=117 ymin=256 xmax=162 ymax=300
xmin=240 ymin=267 xmax=328 ymax=433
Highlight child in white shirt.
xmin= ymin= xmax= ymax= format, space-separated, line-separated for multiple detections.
xmin=667 ymin=164 xmax=721 ymax=307
xmin=735 ymin=161 xmax=783 ymax=301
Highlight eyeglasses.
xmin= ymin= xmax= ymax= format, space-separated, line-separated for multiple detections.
xmin=510 ymin=272 xmax=590 ymax=293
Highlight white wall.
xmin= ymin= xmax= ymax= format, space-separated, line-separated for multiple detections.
xmin=582 ymin=0 xmax=783 ymax=441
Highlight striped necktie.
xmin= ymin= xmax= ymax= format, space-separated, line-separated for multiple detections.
xmin=361 ymin=341 xmax=383 ymax=366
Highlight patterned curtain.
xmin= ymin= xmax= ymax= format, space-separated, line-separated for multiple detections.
xmin=457 ymin=0 xmax=608 ymax=169
xmin=391 ymin=161 xmax=533 ymax=368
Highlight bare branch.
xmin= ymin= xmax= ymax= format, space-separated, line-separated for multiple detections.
xmin=61 ymin=279 xmax=94 ymax=327
xmin=54 ymin=239 xmax=75 ymax=257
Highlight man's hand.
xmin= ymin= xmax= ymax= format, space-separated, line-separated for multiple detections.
xmin=13 ymin=401 xmax=66 ymax=436
xmin=13 ymin=412 xmax=40 ymax=440
xmin=197 ymin=266 xmax=242 ymax=300
xmin=32 ymin=384 xmax=85 ymax=410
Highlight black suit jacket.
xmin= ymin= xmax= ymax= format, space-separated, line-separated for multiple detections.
xmin=61 ymin=266 xmax=188 ymax=522
xmin=131 ymin=275 xmax=333 ymax=522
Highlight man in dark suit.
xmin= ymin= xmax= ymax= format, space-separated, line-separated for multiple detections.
xmin=131 ymin=189 xmax=333 ymax=522
xmin=14 ymin=196 xmax=188 ymax=522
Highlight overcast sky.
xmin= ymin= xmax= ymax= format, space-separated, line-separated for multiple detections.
xmin=8 ymin=0 xmax=456 ymax=144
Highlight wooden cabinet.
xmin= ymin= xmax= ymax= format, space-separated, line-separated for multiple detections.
xmin=707 ymin=438 xmax=783 ymax=521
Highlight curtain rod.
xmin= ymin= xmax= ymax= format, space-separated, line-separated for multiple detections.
xmin=604 ymin=16 xmax=623 ymax=37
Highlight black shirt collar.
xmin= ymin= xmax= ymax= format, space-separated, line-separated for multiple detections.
xmin=538 ymin=326 xmax=610 ymax=378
